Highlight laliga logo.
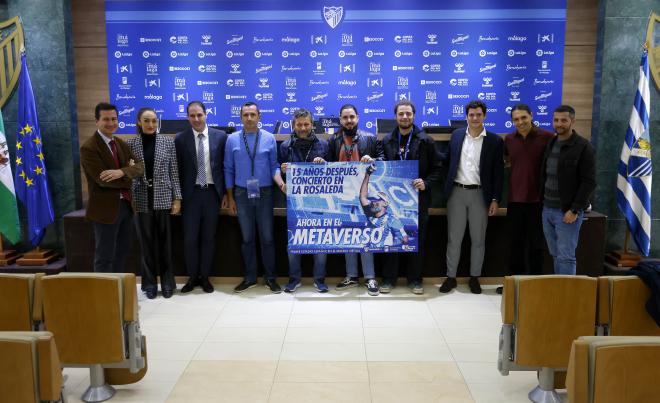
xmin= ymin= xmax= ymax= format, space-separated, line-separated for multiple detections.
xmin=323 ymin=6 xmax=343 ymax=29
xmin=505 ymin=121 xmax=513 ymax=128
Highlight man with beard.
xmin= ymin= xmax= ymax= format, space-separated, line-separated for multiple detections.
xmin=540 ymin=105 xmax=595 ymax=275
xmin=318 ymin=104 xmax=384 ymax=295
xmin=379 ymin=100 xmax=442 ymax=295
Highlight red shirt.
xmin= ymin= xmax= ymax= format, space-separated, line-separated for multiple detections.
xmin=504 ymin=127 xmax=554 ymax=203
xmin=338 ymin=135 xmax=361 ymax=162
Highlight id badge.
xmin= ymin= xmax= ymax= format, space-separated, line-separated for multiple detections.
xmin=246 ymin=177 xmax=260 ymax=199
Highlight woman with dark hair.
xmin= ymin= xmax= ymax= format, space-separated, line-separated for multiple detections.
xmin=128 ymin=108 xmax=182 ymax=299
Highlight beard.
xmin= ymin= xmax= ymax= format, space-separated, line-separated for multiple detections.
xmin=342 ymin=126 xmax=358 ymax=137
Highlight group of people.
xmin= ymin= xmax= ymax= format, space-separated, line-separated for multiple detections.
xmin=80 ymin=98 xmax=595 ymax=299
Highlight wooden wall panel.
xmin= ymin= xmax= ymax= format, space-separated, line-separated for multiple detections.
xmin=71 ymin=0 xmax=600 ymax=202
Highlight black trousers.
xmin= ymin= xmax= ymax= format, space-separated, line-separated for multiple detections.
xmin=507 ymin=202 xmax=545 ymax=275
xmin=134 ymin=207 xmax=176 ymax=292
xmin=93 ymin=200 xmax=133 ymax=273
xmin=382 ymin=210 xmax=428 ymax=284
xmin=182 ymin=187 xmax=219 ymax=279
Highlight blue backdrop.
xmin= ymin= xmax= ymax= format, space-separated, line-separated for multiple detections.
xmin=105 ymin=0 xmax=566 ymax=134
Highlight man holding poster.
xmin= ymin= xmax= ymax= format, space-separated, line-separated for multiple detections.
xmin=379 ymin=100 xmax=442 ymax=295
xmin=279 ymin=108 xmax=330 ymax=293
xmin=324 ymin=104 xmax=384 ymax=295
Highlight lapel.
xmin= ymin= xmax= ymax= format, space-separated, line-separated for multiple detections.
xmin=94 ymin=131 xmax=117 ymax=168
xmin=454 ymin=131 xmax=466 ymax=166
xmin=479 ymin=132 xmax=490 ymax=172
xmin=153 ymin=135 xmax=164 ymax=173
xmin=185 ymin=129 xmax=197 ymax=168
xmin=207 ymin=129 xmax=217 ymax=163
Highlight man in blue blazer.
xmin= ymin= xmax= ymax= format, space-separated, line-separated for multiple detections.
xmin=439 ymin=100 xmax=504 ymax=294
xmin=175 ymin=101 xmax=227 ymax=293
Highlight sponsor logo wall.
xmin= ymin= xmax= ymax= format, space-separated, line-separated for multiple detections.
xmin=106 ymin=0 xmax=566 ymax=134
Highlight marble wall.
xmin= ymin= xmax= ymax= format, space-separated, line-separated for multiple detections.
xmin=593 ymin=0 xmax=660 ymax=255
xmin=0 ymin=0 xmax=79 ymax=251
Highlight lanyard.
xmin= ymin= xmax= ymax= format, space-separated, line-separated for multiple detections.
xmin=342 ymin=136 xmax=356 ymax=160
xmin=398 ymin=131 xmax=413 ymax=160
xmin=290 ymin=135 xmax=314 ymax=162
xmin=242 ymin=130 xmax=261 ymax=176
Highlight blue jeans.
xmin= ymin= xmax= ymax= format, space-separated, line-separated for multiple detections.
xmin=345 ymin=253 xmax=375 ymax=279
xmin=288 ymin=253 xmax=327 ymax=281
xmin=235 ymin=186 xmax=277 ymax=282
xmin=542 ymin=207 xmax=584 ymax=275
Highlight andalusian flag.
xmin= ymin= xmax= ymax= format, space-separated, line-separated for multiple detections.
xmin=0 ymin=109 xmax=21 ymax=244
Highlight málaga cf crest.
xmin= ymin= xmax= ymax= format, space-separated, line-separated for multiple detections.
xmin=628 ymin=135 xmax=652 ymax=177
xmin=323 ymin=6 xmax=343 ymax=29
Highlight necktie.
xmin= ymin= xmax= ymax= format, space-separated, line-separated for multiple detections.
xmin=109 ymin=139 xmax=131 ymax=201
xmin=196 ymin=133 xmax=207 ymax=185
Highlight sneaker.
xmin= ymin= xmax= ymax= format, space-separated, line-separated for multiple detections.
xmin=495 ymin=286 xmax=503 ymax=295
xmin=234 ymin=280 xmax=257 ymax=293
xmin=409 ymin=281 xmax=424 ymax=295
xmin=314 ymin=280 xmax=329 ymax=293
xmin=379 ymin=280 xmax=394 ymax=294
xmin=336 ymin=276 xmax=359 ymax=290
xmin=469 ymin=276 xmax=482 ymax=294
xmin=365 ymin=279 xmax=380 ymax=296
xmin=265 ymin=279 xmax=282 ymax=294
xmin=439 ymin=277 xmax=457 ymax=293
xmin=283 ymin=279 xmax=301 ymax=293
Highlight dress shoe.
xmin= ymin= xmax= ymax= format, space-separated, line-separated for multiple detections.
xmin=439 ymin=277 xmax=457 ymax=293
xmin=200 ymin=278 xmax=214 ymax=293
xmin=145 ymin=289 xmax=157 ymax=299
xmin=162 ymin=289 xmax=174 ymax=298
xmin=180 ymin=278 xmax=198 ymax=293
xmin=469 ymin=276 xmax=482 ymax=294
xmin=495 ymin=286 xmax=503 ymax=295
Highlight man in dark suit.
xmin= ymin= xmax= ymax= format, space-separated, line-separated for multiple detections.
xmin=439 ymin=100 xmax=503 ymax=294
xmin=80 ymin=102 xmax=144 ymax=273
xmin=174 ymin=101 xmax=227 ymax=293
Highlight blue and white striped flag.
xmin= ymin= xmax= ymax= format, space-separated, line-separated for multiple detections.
xmin=616 ymin=50 xmax=652 ymax=256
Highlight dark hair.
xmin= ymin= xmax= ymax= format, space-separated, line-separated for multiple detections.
xmin=136 ymin=107 xmax=157 ymax=134
xmin=465 ymin=100 xmax=487 ymax=115
xmin=339 ymin=104 xmax=358 ymax=116
xmin=240 ymin=101 xmax=260 ymax=115
xmin=95 ymin=102 xmax=117 ymax=120
xmin=293 ymin=108 xmax=313 ymax=124
xmin=510 ymin=103 xmax=532 ymax=118
xmin=187 ymin=101 xmax=206 ymax=114
xmin=554 ymin=105 xmax=576 ymax=119
xmin=394 ymin=100 xmax=415 ymax=115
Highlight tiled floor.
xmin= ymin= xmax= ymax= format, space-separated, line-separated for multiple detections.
xmin=61 ymin=279 xmax=566 ymax=402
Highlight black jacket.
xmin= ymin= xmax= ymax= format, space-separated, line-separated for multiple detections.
xmin=382 ymin=125 xmax=442 ymax=209
xmin=629 ymin=261 xmax=660 ymax=327
xmin=540 ymin=131 xmax=596 ymax=212
xmin=442 ymin=127 xmax=504 ymax=207
xmin=327 ymin=129 xmax=384 ymax=161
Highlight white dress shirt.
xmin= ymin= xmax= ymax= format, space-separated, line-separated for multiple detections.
xmin=455 ymin=127 xmax=486 ymax=186
xmin=193 ymin=125 xmax=214 ymax=184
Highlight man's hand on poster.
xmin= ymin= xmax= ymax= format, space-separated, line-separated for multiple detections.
xmin=360 ymin=155 xmax=374 ymax=163
xmin=412 ymin=178 xmax=425 ymax=191
xmin=280 ymin=162 xmax=289 ymax=172
xmin=313 ymin=157 xmax=325 ymax=163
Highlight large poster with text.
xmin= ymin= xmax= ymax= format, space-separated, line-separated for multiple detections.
xmin=287 ymin=161 xmax=418 ymax=254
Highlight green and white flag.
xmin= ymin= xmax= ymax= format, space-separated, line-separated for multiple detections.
xmin=0 ymin=109 xmax=21 ymax=244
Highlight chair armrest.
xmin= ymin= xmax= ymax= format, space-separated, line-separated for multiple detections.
xmin=37 ymin=334 xmax=63 ymax=401
xmin=566 ymin=339 xmax=590 ymax=403
xmin=121 ymin=274 xmax=138 ymax=322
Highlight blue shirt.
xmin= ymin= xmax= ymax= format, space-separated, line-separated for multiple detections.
xmin=224 ymin=129 xmax=280 ymax=188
